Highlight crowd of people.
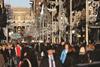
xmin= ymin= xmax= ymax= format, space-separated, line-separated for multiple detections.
xmin=0 ymin=40 xmax=99 ymax=67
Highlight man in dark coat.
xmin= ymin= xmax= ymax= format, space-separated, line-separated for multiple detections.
xmin=40 ymin=45 xmax=62 ymax=67
xmin=21 ymin=58 xmax=32 ymax=67
xmin=21 ymin=44 xmax=38 ymax=67
xmin=0 ymin=51 xmax=5 ymax=67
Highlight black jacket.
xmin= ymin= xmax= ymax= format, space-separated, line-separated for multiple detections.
xmin=40 ymin=56 xmax=62 ymax=67
xmin=21 ymin=46 xmax=38 ymax=67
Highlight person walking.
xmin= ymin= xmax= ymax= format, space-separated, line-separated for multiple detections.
xmin=59 ymin=42 xmax=76 ymax=67
xmin=0 ymin=46 xmax=5 ymax=67
xmin=21 ymin=44 xmax=38 ymax=67
xmin=40 ymin=45 xmax=62 ymax=67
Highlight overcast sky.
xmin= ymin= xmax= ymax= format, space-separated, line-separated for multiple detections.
xmin=4 ymin=0 xmax=30 ymax=8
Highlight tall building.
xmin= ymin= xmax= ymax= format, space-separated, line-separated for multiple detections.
xmin=0 ymin=0 xmax=7 ymax=41
xmin=5 ymin=4 xmax=12 ymax=20
xmin=0 ymin=0 xmax=7 ymax=27
xmin=0 ymin=0 xmax=4 ymax=8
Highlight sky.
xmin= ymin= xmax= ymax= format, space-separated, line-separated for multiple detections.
xmin=4 ymin=0 xmax=31 ymax=8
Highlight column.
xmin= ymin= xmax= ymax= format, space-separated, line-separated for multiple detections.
xmin=86 ymin=0 xmax=89 ymax=45
xmin=70 ymin=0 xmax=72 ymax=44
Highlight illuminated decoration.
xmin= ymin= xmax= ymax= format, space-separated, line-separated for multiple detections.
xmin=72 ymin=30 xmax=75 ymax=34
xmin=10 ymin=32 xmax=21 ymax=39
xmin=40 ymin=4 xmax=44 ymax=15
xmin=47 ymin=7 xmax=56 ymax=12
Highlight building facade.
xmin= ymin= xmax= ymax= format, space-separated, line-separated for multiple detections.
xmin=9 ymin=7 xmax=35 ymax=37
xmin=0 ymin=0 xmax=7 ymax=27
xmin=0 ymin=0 xmax=8 ymax=42
xmin=0 ymin=0 xmax=4 ymax=8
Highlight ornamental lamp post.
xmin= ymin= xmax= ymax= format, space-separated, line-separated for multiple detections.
xmin=70 ymin=0 xmax=73 ymax=45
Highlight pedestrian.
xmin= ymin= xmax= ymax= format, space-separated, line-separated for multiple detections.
xmin=15 ymin=43 xmax=22 ymax=66
xmin=35 ymin=42 xmax=46 ymax=60
xmin=20 ymin=58 xmax=32 ymax=67
xmin=7 ymin=43 xmax=16 ymax=67
xmin=78 ymin=45 xmax=88 ymax=63
xmin=59 ymin=42 xmax=76 ymax=67
xmin=21 ymin=44 xmax=38 ymax=67
xmin=0 ymin=44 xmax=5 ymax=67
xmin=55 ymin=41 xmax=65 ymax=58
xmin=40 ymin=45 xmax=62 ymax=67
xmin=1 ymin=44 xmax=7 ymax=64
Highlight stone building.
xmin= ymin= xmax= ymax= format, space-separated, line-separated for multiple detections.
xmin=0 ymin=0 xmax=7 ymax=27
xmin=0 ymin=0 xmax=4 ymax=8
xmin=9 ymin=7 xmax=34 ymax=36
xmin=0 ymin=0 xmax=7 ymax=41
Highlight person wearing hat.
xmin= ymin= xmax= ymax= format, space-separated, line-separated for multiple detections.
xmin=40 ymin=45 xmax=62 ymax=67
